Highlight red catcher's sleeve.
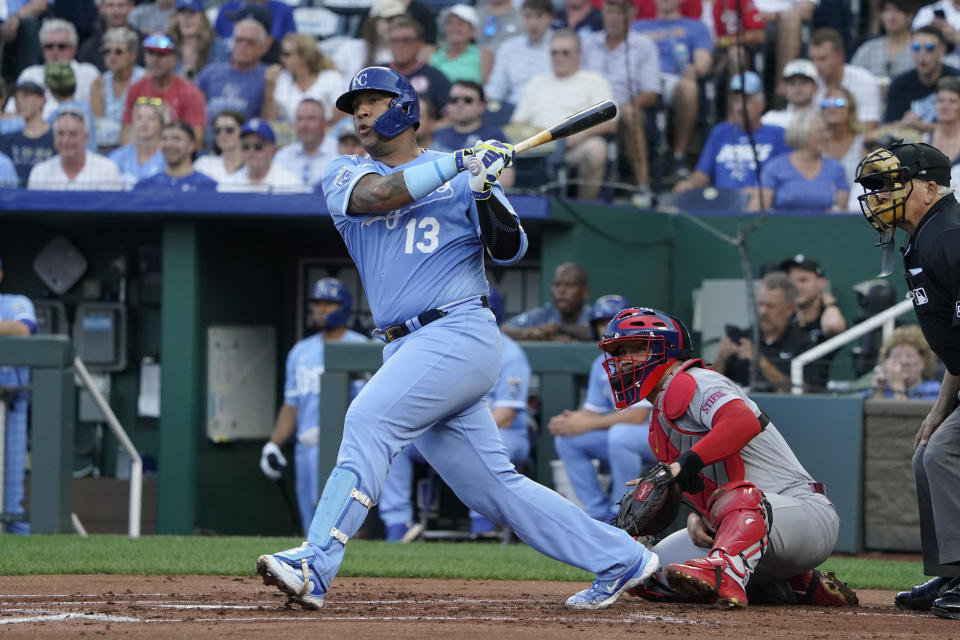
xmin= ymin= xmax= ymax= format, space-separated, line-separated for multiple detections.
xmin=689 ymin=399 xmax=762 ymax=465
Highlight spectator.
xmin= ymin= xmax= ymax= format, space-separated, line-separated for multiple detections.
xmin=168 ymin=0 xmax=215 ymax=82
xmin=476 ymin=0 xmax=524 ymax=78
xmin=214 ymin=0 xmax=296 ymax=44
xmin=674 ymin=71 xmax=789 ymax=197
xmin=510 ymin=29 xmax=616 ymax=201
xmin=0 ymin=0 xmax=48 ymax=80
xmin=44 ymin=62 xmax=97 ymax=151
xmin=913 ymin=0 xmax=960 ymax=48
xmin=885 ymin=26 xmax=960 ymax=132
xmin=0 ymin=147 xmax=18 ymax=186
xmin=868 ymin=325 xmax=942 ymax=400
xmin=485 ymin=0 xmax=554 ymax=115
xmin=77 ymin=0 xmax=136 ymax=71
xmin=632 ymin=0 xmax=713 ymax=178
xmin=850 ymin=0 xmax=916 ymax=83
xmin=712 ymin=271 xmax=819 ymax=392
xmin=0 ymin=82 xmax=55 ymax=185
xmin=0 ymin=256 xmax=37 ymax=534
xmin=431 ymin=5 xmax=483 ymax=85
xmin=780 ymin=254 xmax=847 ymax=345
xmin=274 ymin=99 xmax=335 ymax=189
xmin=128 ymin=0 xmax=177 ymax=37
xmin=27 ymin=109 xmax=123 ymax=190
xmin=503 ymin=261 xmax=592 ymax=341
xmin=90 ymin=27 xmax=144 ymax=150
xmin=197 ymin=18 xmax=273 ymax=126
xmin=549 ymin=294 xmax=655 ymax=522
xmin=553 ymin=0 xmax=603 ymax=35
xmin=334 ymin=121 xmax=365 ymax=157
xmin=709 ymin=0 xmax=765 ymax=86
xmin=8 ymin=19 xmax=101 ymax=121
xmin=328 ymin=0 xmax=404 ymax=82
xmin=123 ymin=33 xmax=206 ymax=145
xmin=415 ymin=96 xmax=438 ymax=149
xmin=925 ymin=76 xmax=960 ymax=163
xmin=752 ymin=111 xmax=847 ymax=213
xmin=581 ymin=0 xmax=660 ymax=204
xmin=218 ymin=118 xmax=305 ymax=193
xmin=432 ymin=81 xmax=515 ymax=187
xmin=109 ymin=97 xmax=166 ymax=189
xmin=195 ymin=109 xmax=245 ymax=184
xmin=268 ymin=33 xmax=345 ymax=123
xmin=754 ymin=0 xmax=815 ymax=90
xmin=809 ymin=27 xmax=881 ymax=130
xmin=761 ymin=58 xmax=818 ymax=129
xmin=820 ymin=86 xmax=865 ymax=186
xmin=134 ymin=121 xmax=216 ymax=191
xmin=389 ymin=16 xmax=452 ymax=112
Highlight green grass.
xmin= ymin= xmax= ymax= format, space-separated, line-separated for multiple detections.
xmin=0 ymin=535 xmax=925 ymax=590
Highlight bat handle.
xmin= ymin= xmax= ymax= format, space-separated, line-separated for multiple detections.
xmin=514 ymin=131 xmax=554 ymax=155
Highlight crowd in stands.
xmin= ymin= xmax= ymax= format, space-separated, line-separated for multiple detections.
xmin=0 ymin=0 xmax=958 ymax=208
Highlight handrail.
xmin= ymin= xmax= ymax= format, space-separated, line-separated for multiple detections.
xmin=790 ymin=298 xmax=915 ymax=394
xmin=73 ymin=357 xmax=142 ymax=538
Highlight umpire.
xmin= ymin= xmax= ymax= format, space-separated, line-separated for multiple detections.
xmin=855 ymin=141 xmax=960 ymax=619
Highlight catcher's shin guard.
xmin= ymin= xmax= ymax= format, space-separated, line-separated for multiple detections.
xmin=307 ymin=466 xmax=374 ymax=550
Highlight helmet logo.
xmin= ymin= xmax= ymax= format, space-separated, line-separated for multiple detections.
xmin=356 ymin=72 xmax=368 ymax=86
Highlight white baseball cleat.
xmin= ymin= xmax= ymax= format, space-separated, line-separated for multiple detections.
xmin=257 ymin=543 xmax=326 ymax=609
xmin=565 ymin=549 xmax=659 ymax=609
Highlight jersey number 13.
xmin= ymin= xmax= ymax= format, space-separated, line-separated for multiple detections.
xmin=404 ymin=216 xmax=440 ymax=254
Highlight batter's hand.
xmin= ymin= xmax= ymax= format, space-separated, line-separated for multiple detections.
xmin=467 ymin=141 xmax=509 ymax=199
xmin=260 ymin=441 xmax=287 ymax=480
xmin=476 ymin=139 xmax=515 ymax=166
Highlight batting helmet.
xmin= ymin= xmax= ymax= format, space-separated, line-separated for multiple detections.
xmin=599 ymin=307 xmax=693 ymax=409
xmin=310 ymin=277 xmax=352 ymax=329
xmin=590 ymin=294 xmax=632 ymax=340
xmin=335 ymin=66 xmax=420 ymax=138
xmin=487 ymin=286 xmax=505 ymax=325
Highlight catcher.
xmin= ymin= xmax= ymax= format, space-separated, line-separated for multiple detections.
xmin=603 ymin=307 xmax=858 ymax=608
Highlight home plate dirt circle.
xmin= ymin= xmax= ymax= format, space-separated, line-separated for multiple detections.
xmin=0 ymin=575 xmax=952 ymax=638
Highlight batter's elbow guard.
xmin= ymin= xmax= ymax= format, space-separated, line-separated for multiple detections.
xmin=477 ymin=194 xmax=526 ymax=264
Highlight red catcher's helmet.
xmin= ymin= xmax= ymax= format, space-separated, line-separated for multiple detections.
xmin=599 ymin=307 xmax=693 ymax=409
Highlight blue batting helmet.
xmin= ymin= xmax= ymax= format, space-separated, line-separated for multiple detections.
xmin=590 ymin=294 xmax=631 ymax=339
xmin=335 ymin=66 xmax=420 ymax=138
xmin=310 ymin=278 xmax=352 ymax=329
xmin=487 ymin=286 xmax=504 ymax=325
xmin=599 ymin=307 xmax=693 ymax=409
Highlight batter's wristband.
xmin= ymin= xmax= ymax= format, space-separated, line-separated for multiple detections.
xmin=403 ymin=155 xmax=459 ymax=200
xmin=675 ymin=450 xmax=705 ymax=493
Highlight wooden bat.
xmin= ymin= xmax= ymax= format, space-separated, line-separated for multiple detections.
xmin=514 ymin=101 xmax=618 ymax=155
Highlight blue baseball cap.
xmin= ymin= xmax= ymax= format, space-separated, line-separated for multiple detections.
xmin=241 ymin=118 xmax=276 ymax=144
xmin=730 ymin=71 xmax=763 ymax=95
xmin=176 ymin=0 xmax=205 ymax=11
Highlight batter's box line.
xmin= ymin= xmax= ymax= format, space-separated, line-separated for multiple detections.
xmin=0 ymin=613 xmax=179 ymax=625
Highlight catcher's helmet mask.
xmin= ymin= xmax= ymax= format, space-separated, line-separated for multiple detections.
xmin=335 ymin=66 xmax=420 ymax=138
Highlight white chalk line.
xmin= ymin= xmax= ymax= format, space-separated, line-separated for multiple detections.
xmin=0 ymin=613 xmax=176 ymax=625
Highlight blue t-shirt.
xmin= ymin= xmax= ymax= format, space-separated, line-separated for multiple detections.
xmin=196 ymin=63 xmax=267 ymax=123
xmin=133 ymin=170 xmax=218 ymax=192
xmin=696 ymin=123 xmax=790 ymax=191
xmin=214 ymin=1 xmax=296 ymax=40
xmin=0 ymin=293 xmax=36 ymax=397
xmin=484 ymin=333 xmax=531 ymax=435
xmin=108 ymin=144 xmax=166 ymax=190
xmin=631 ymin=17 xmax=713 ymax=75
xmin=283 ymin=329 xmax=369 ymax=440
xmin=432 ymin=125 xmax=508 ymax=153
xmin=0 ymin=129 xmax=55 ymax=186
xmin=759 ymin=153 xmax=848 ymax=213
xmin=322 ymin=150 xmax=524 ymax=328
xmin=0 ymin=151 xmax=20 ymax=188
xmin=504 ymin=302 xmax=592 ymax=328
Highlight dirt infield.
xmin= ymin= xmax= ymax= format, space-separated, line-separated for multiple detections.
xmin=0 ymin=575 xmax=955 ymax=638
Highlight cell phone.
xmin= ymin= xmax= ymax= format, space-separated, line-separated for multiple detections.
xmin=725 ymin=324 xmax=744 ymax=342
xmin=935 ymin=8 xmax=946 ymax=19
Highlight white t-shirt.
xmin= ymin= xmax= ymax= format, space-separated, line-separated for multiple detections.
xmin=27 ymin=151 xmax=123 ymax=190
xmin=510 ymin=70 xmax=617 ymax=131
xmin=273 ymin=69 xmax=346 ymax=121
xmin=8 ymin=60 xmax=101 ymax=120
xmin=217 ymin=162 xmax=307 ymax=193
xmin=913 ymin=0 xmax=960 ymax=32
xmin=194 ymin=154 xmax=244 ymax=184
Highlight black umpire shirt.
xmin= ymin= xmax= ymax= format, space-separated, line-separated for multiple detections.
xmin=725 ymin=324 xmax=821 ymax=391
xmin=902 ymin=193 xmax=960 ymax=375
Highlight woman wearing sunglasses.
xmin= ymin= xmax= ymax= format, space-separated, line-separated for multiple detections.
xmin=820 ymin=87 xmax=864 ymax=186
xmin=108 ymin=97 xmax=168 ymax=189
xmin=925 ymin=76 xmax=960 ymax=165
xmin=194 ymin=109 xmax=246 ymax=184
xmin=90 ymin=27 xmax=146 ymax=151
xmin=265 ymin=33 xmax=345 ymax=123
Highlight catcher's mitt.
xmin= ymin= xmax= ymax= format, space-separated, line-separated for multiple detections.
xmin=615 ymin=463 xmax=683 ymax=537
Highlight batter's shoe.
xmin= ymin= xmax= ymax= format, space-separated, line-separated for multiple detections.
xmin=788 ymin=569 xmax=858 ymax=606
xmin=256 ymin=542 xmax=326 ymax=609
xmin=894 ymin=576 xmax=957 ymax=612
xmin=665 ymin=557 xmax=748 ymax=608
xmin=565 ymin=549 xmax=659 ymax=609
xmin=932 ymin=583 xmax=960 ymax=620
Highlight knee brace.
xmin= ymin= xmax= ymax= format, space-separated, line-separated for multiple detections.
xmin=307 ymin=466 xmax=373 ymax=550
xmin=705 ymin=481 xmax=768 ymax=580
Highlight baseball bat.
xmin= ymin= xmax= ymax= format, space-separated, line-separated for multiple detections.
xmin=514 ymin=101 xmax=618 ymax=155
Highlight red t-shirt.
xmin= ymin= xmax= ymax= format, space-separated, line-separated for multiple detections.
xmin=123 ymin=75 xmax=207 ymax=128
xmin=627 ymin=0 xmax=702 ymax=19
xmin=713 ymin=0 xmax=764 ymax=37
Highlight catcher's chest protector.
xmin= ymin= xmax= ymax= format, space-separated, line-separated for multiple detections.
xmin=650 ymin=360 xmax=746 ymax=513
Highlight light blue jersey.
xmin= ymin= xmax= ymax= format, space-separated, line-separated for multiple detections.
xmin=0 ymin=294 xmax=36 ymax=391
xmin=484 ymin=333 xmax=530 ymax=435
xmin=322 ymin=150 xmax=514 ymax=328
xmin=1 ymin=293 xmax=36 ymax=534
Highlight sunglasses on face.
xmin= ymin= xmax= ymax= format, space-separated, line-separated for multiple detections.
xmin=101 ymin=47 xmax=126 ymax=56
xmin=136 ymin=96 xmax=163 ymax=106
xmin=449 ymin=95 xmax=476 ymax=104
xmin=821 ymin=97 xmax=847 ymax=108
xmin=242 ymin=142 xmax=266 ymax=151
xmin=215 ymin=125 xmax=237 ymax=135
xmin=390 ymin=36 xmax=417 ymax=44
xmin=43 ymin=42 xmax=71 ymax=51
xmin=912 ymin=42 xmax=937 ymax=52
xmin=279 ymin=50 xmax=296 ymax=57
xmin=550 ymin=49 xmax=573 ymax=57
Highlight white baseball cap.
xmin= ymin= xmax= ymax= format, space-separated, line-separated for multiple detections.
xmin=446 ymin=4 xmax=479 ymax=30
xmin=783 ymin=59 xmax=818 ymax=82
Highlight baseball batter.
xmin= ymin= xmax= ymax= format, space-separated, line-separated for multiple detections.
xmin=256 ymin=67 xmax=656 ymax=610
xmin=259 ymin=278 xmax=368 ymax=530
xmin=599 ymin=307 xmax=857 ymax=607
xmin=0 ymin=257 xmax=36 ymax=534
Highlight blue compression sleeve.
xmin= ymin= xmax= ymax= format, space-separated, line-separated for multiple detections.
xmin=403 ymin=154 xmax=459 ymax=200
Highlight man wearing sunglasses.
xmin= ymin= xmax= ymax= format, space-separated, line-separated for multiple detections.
xmin=809 ymin=27 xmax=880 ymax=130
xmin=855 ymin=140 xmax=960 ymax=620
xmin=77 ymin=0 xmax=136 ymax=72
xmin=218 ymin=117 xmax=305 ymax=193
xmin=884 ymin=25 xmax=960 ymax=131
